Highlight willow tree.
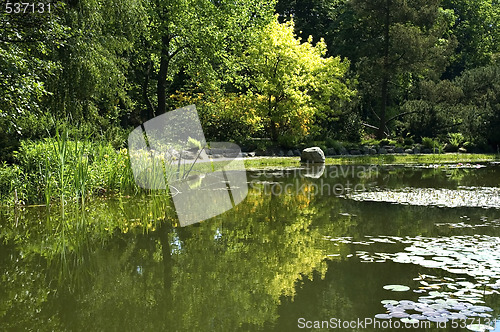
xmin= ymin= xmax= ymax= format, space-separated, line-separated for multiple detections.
xmin=47 ymin=0 xmax=147 ymax=131
xmin=0 ymin=1 xmax=66 ymax=158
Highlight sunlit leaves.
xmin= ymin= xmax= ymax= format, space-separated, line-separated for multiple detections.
xmin=245 ymin=18 xmax=354 ymax=142
xmin=0 ymin=3 xmax=64 ymax=136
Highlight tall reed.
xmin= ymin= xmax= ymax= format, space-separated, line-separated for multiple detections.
xmin=73 ymin=139 xmax=89 ymax=205
xmin=51 ymin=129 xmax=69 ymax=207
xmin=42 ymin=156 xmax=52 ymax=207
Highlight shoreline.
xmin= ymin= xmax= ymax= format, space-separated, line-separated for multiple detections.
xmin=243 ymin=153 xmax=500 ymax=168
xmin=1 ymin=152 xmax=498 ymax=207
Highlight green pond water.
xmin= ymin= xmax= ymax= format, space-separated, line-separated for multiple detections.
xmin=1 ymin=163 xmax=500 ymax=331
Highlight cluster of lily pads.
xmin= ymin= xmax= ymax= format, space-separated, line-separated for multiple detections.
xmin=376 ymin=296 xmax=494 ymax=331
xmin=413 ymin=163 xmax=486 ymax=169
xmin=357 ymin=235 xmax=500 ymax=280
xmin=324 ymin=234 xmax=499 ymax=330
xmin=377 ymin=275 xmax=496 ymax=331
xmin=436 ymin=216 xmax=499 ymax=229
xmin=377 ymin=297 xmax=493 ymax=322
xmin=347 ymin=186 xmax=500 ymax=208
xmin=326 ymin=235 xmax=500 ymax=283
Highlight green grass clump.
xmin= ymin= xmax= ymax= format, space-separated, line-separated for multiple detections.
xmin=0 ymin=135 xmax=137 ymax=206
xmin=0 ymin=163 xmax=26 ymax=205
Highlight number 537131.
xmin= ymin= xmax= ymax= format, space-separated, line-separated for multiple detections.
xmin=5 ymin=2 xmax=52 ymax=14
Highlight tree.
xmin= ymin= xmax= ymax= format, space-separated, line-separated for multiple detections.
xmin=348 ymin=0 xmax=456 ymax=138
xmin=399 ymin=80 xmax=462 ymax=138
xmin=400 ymin=64 xmax=500 ymax=148
xmin=244 ymin=18 xmax=354 ymax=143
xmin=0 ymin=1 xmax=67 ymax=159
xmin=48 ymin=0 xmax=147 ymax=130
xmin=139 ymin=0 xmax=276 ymax=119
xmin=276 ymin=0 xmax=457 ymax=139
xmin=441 ymin=0 xmax=500 ymax=79
xmin=455 ymin=64 xmax=500 ymax=147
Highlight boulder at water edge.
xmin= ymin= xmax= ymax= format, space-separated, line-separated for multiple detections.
xmin=300 ymin=147 xmax=325 ymax=164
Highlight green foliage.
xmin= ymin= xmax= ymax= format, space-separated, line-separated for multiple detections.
xmin=277 ymin=134 xmax=300 ymax=149
xmin=421 ymin=137 xmax=440 ymax=149
xmin=330 ymin=140 xmax=345 ymax=152
xmin=244 ymin=18 xmax=354 ymax=141
xmin=0 ymin=163 xmax=26 ymax=205
xmin=447 ymin=133 xmax=465 ymax=150
xmin=401 ymin=64 xmax=500 ymax=147
xmin=172 ymin=92 xmax=265 ymax=143
xmin=325 ymin=138 xmax=337 ymax=149
xmin=455 ymin=65 xmax=500 ymax=145
xmin=3 ymin=138 xmax=136 ymax=205
xmin=291 ymin=0 xmax=456 ymax=138
xmin=275 ymin=0 xmax=498 ymax=144
xmin=1 ymin=0 xmax=500 ymax=177
xmin=140 ymin=0 xmax=277 ymax=116
xmin=0 ymin=118 xmax=20 ymax=163
xmin=404 ymin=137 xmax=415 ymax=146
xmin=441 ymin=0 xmax=500 ymax=78
xmin=0 ymin=4 xmax=64 ymax=144
xmin=49 ymin=0 xmax=145 ymax=127
xmin=325 ymin=109 xmax=363 ymax=142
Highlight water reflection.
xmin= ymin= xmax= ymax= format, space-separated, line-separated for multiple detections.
xmin=0 ymin=164 xmax=499 ymax=331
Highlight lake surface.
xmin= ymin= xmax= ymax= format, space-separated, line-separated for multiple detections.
xmin=1 ymin=163 xmax=499 ymax=331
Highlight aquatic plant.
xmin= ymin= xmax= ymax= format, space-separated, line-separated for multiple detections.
xmin=51 ymin=129 xmax=69 ymax=206
xmin=73 ymin=139 xmax=89 ymax=204
xmin=325 ymin=234 xmax=500 ymax=327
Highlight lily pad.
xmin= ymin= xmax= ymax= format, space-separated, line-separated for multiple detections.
xmin=469 ymin=305 xmax=493 ymax=313
xmin=391 ymin=312 xmax=409 ymax=318
xmin=427 ymin=316 xmax=449 ymax=323
xmin=466 ymin=324 xmax=495 ymax=332
xmin=375 ymin=314 xmax=392 ymax=320
xmin=401 ymin=318 xmax=419 ymax=324
xmin=383 ymin=284 xmax=410 ymax=292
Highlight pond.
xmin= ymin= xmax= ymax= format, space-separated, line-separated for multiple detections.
xmin=1 ymin=163 xmax=499 ymax=331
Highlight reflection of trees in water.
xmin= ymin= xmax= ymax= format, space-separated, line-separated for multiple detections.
xmin=0 ymin=183 xmax=332 ymax=330
xmin=370 ymin=164 xmax=498 ymax=190
xmin=3 ymin=166 xmax=498 ymax=330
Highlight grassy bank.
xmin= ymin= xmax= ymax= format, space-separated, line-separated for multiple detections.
xmin=1 ymin=138 xmax=499 ymax=206
xmin=0 ymin=136 xmax=137 ymax=206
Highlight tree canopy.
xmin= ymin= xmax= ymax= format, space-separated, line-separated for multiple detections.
xmin=1 ymin=0 xmax=499 ymax=154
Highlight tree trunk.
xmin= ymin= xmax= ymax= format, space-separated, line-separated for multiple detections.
xmin=377 ymin=0 xmax=391 ymax=139
xmin=157 ymin=35 xmax=170 ymax=115
xmin=270 ymin=120 xmax=278 ymax=142
xmin=268 ymin=94 xmax=278 ymax=141
xmin=142 ymin=58 xmax=155 ymax=121
xmin=379 ymin=75 xmax=388 ymax=138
